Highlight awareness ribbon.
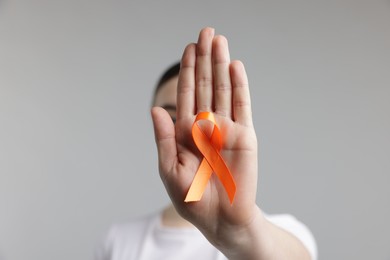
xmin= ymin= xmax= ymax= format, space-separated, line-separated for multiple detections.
xmin=184 ymin=112 xmax=236 ymax=204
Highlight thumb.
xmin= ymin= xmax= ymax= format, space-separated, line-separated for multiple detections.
xmin=151 ymin=106 xmax=177 ymax=176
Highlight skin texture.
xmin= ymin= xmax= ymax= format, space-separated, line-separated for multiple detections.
xmin=151 ymin=27 xmax=311 ymax=260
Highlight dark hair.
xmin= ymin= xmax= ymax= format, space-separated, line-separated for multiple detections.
xmin=153 ymin=61 xmax=180 ymax=102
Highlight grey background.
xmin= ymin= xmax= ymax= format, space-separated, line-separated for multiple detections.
xmin=1 ymin=0 xmax=389 ymax=259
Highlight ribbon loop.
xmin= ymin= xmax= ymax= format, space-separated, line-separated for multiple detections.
xmin=185 ymin=112 xmax=236 ymax=204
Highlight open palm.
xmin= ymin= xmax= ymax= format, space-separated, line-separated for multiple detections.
xmin=151 ymin=28 xmax=259 ymax=242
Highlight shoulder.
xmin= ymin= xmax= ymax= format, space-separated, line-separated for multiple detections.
xmin=94 ymin=212 xmax=158 ymax=260
xmin=106 ymin=214 xmax=155 ymax=241
xmin=265 ymin=213 xmax=318 ymax=260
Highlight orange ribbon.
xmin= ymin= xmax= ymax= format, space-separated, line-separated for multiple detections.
xmin=184 ymin=112 xmax=236 ymax=204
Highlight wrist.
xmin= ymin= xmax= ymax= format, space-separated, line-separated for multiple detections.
xmin=214 ymin=206 xmax=312 ymax=260
xmin=213 ymin=206 xmax=273 ymax=260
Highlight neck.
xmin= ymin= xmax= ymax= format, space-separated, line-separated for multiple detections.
xmin=161 ymin=204 xmax=193 ymax=228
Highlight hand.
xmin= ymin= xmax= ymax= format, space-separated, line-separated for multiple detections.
xmin=151 ymin=27 xmax=259 ymax=251
xmin=152 ymin=28 xmax=313 ymax=260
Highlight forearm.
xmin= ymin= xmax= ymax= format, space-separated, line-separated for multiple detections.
xmin=211 ymin=206 xmax=311 ymax=260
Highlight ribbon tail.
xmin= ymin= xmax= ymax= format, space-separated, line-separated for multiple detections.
xmin=211 ymin=156 xmax=236 ymax=204
xmin=184 ymin=159 xmax=213 ymax=202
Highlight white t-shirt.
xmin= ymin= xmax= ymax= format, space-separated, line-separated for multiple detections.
xmin=95 ymin=211 xmax=317 ymax=260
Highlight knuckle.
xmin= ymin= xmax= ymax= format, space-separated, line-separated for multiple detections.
xmin=235 ymin=82 xmax=249 ymax=89
xmin=234 ymin=100 xmax=250 ymax=108
xmin=215 ymin=82 xmax=231 ymax=91
xmin=196 ymin=76 xmax=213 ymax=87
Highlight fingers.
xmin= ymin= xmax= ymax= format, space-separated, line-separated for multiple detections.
xmin=151 ymin=107 xmax=177 ymax=176
xmin=196 ymin=28 xmax=233 ymax=117
xmin=177 ymin=43 xmax=196 ymax=120
xmin=230 ymin=60 xmax=253 ymax=126
xmin=179 ymin=27 xmax=252 ymax=126
xmin=212 ymin=35 xmax=232 ymax=117
xmin=196 ymin=27 xmax=214 ymax=112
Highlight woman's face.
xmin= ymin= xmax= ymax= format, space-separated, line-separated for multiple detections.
xmin=153 ymin=76 xmax=178 ymax=122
